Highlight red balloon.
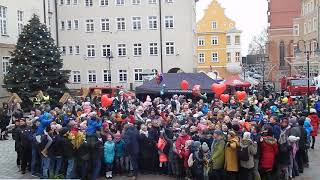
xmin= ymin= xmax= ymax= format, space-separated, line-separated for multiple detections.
xmin=101 ymin=95 xmax=113 ymax=107
xmin=180 ymin=80 xmax=189 ymax=90
xmin=192 ymin=85 xmax=201 ymax=96
xmin=220 ymin=94 xmax=230 ymax=103
xmin=236 ymin=91 xmax=247 ymax=101
xmin=211 ymin=83 xmax=226 ymax=95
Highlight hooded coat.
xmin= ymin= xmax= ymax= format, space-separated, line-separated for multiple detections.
xmin=259 ymin=136 xmax=278 ymax=170
xmin=224 ymin=137 xmax=239 ymax=172
xmin=104 ymin=141 xmax=115 ymax=163
xmin=309 ymin=114 xmax=319 ymax=136
xmin=239 ymin=139 xmax=257 ymax=169
xmin=210 ymin=138 xmax=225 ymax=170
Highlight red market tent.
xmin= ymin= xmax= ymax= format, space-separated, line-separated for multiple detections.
xmin=224 ymin=76 xmax=251 ymax=88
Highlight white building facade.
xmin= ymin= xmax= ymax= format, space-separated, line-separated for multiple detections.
xmin=0 ymin=0 xmax=56 ymax=100
xmin=57 ymin=0 xmax=196 ymax=90
xmin=226 ymin=28 xmax=242 ymax=74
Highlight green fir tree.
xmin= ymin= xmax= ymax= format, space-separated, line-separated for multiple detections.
xmin=4 ymin=14 xmax=70 ymax=107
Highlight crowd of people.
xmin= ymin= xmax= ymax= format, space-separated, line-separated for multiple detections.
xmin=0 ymin=90 xmax=320 ymax=180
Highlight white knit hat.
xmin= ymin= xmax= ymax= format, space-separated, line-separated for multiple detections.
xmin=243 ymin=132 xmax=251 ymax=140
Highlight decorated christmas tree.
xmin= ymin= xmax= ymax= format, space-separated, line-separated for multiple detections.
xmin=4 ymin=14 xmax=70 ymax=107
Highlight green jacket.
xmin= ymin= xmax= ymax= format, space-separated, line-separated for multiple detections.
xmin=210 ymin=138 xmax=225 ymax=170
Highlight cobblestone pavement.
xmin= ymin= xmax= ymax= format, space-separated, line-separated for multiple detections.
xmin=0 ymin=137 xmax=319 ymax=180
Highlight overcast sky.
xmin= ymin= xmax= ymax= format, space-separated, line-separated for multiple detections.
xmin=196 ymin=0 xmax=268 ymax=55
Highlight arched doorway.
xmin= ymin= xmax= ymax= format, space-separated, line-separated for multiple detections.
xmin=167 ymin=68 xmax=184 ymax=73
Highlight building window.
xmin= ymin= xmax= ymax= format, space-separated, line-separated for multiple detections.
xmin=293 ymin=24 xmax=299 ymax=36
xmin=132 ymin=0 xmax=141 ymax=5
xmin=88 ymin=70 xmax=97 ymax=83
xmin=212 ymin=52 xmax=218 ymax=62
xmin=103 ymin=70 xmax=111 ymax=82
xmin=165 ymin=42 xmax=175 ymax=55
xmin=85 ymin=0 xmax=93 ymax=6
xmin=69 ymin=46 xmax=73 ymax=55
xmin=85 ymin=19 xmax=94 ymax=32
xmin=308 ymin=20 xmax=312 ymax=33
xmin=212 ymin=21 xmax=217 ymax=29
xmin=2 ymin=57 xmax=10 ymax=74
xmin=166 ymin=0 xmax=173 ymax=3
xmin=227 ymin=52 xmax=231 ymax=62
xmin=117 ymin=17 xmax=126 ymax=31
xmin=118 ymin=69 xmax=127 ymax=82
xmin=67 ymin=20 xmax=72 ymax=30
xmin=227 ymin=36 xmax=231 ymax=45
xmin=198 ymin=53 xmax=205 ymax=63
xmin=149 ymin=43 xmax=158 ymax=55
xmin=17 ymin=10 xmax=23 ymax=35
xmin=61 ymin=21 xmax=65 ymax=30
xmin=100 ymin=0 xmax=109 ymax=6
xmin=101 ymin=18 xmax=110 ymax=31
xmin=133 ymin=43 xmax=142 ymax=56
xmin=235 ymin=52 xmax=240 ymax=62
xmin=72 ymin=71 xmax=81 ymax=83
xmin=87 ymin=45 xmax=95 ymax=57
xmin=313 ymin=18 xmax=317 ymax=31
xmin=132 ymin=17 xmax=142 ymax=30
xmin=116 ymin=0 xmax=125 ymax=5
xmin=279 ymin=41 xmax=285 ymax=67
xmin=148 ymin=0 xmax=157 ymax=4
xmin=102 ymin=44 xmax=111 ymax=57
xmin=73 ymin=0 xmax=78 ymax=5
xmin=0 ymin=6 xmax=7 ymax=35
xmin=235 ymin=35 xmax=240 ymax=45
xmin=75 ymin=46 xmax=80 ymax=55
xmin=304 ymin=23 xmax=307 ymax=34
xmin=211 ymin=36 xmax=218 ymax=45
xmin=164 ymin=16 xmax=174 ymax=29
xmin=66 ymin=0 xmax=71 ymax=5
xmin=61 ymin=46 xmax=66 ymax=55
xmin=74 ymin=20 xmax=79 ymax=30
xmin=118 ymin=44 xmax=127 ymax=56
xmin=60 ymin=0 xmax=64 ymax=5
xmin=198 ymin=37 xmax=204 ymax=46
xmin=148 ymin=16 xmax=158 ymax=30
xmin=134 ymin=68 xmax=143 ymax=81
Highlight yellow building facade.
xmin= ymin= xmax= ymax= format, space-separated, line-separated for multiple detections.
xmin=197 ymin=0 xmax=242 ymax=79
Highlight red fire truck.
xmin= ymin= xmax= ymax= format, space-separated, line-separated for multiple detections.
xmin=280 ymin=76 xmax=316 ymax=96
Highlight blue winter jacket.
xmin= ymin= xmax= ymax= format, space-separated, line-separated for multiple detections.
xmin=86 ymin=117 xmax=102 ymax=136
xmin=114 ymin=140 xmax=125 ymax=157
xmin=104 ymin=141 xmax=115 ymax=164
xmin=36 ymin=112 xmax=54 ymax=135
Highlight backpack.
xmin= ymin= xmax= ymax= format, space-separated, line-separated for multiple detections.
xmin=237 ymin=146 xmax=249 ymax=161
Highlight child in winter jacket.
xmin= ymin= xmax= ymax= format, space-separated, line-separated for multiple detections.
xmin=104 ymin=134 xmax=115 ymax=178
xmin=114 ymin=132 xmax=125 ymax=175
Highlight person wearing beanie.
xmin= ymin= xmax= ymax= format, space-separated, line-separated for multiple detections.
xmin=260 ymin=124 xmax=278 ymax=180
xmin=297 ymin=117 xmax=308 ymax=173
xmin=239 ymin=132 xmax=257 ymax=180
xmin=210 ymin=129 xmax=225 ymax=180
xmin=18 ymin=118 xmax=33 ymax=174
xmin=61 ymin=127 xmax=75 ymax=179
xmin=308 ymin=109 xmax=319 ymax=149
xmin=269 ymin=116 xmax=281 ymax=140
xmin=201 ymin=142 xmax=210 ymax=180
xmin=104 ymin=134 xmax=115 ymax=178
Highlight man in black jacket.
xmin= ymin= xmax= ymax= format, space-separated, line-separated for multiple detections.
xmin=12 ymin=119 xmax=21 ymax=167
xmin=297 ymin=118 xmax=308 ymax=173
xmin=18 ymin=118 xmax=33 ymax=174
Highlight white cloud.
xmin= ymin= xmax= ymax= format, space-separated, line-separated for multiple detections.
xmin=196 ymin=0 xmax=268 ymax=55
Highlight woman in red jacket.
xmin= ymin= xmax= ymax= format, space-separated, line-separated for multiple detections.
xmin=259 ymin=125 xmax=278 ymax=180
xmin=309 ymin=108 xmax=319 ymax=149
xmin=175 ymin=128 xmax=191 ymax=179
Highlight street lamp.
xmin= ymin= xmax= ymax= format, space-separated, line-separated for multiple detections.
xmin=106 ymin=52 xmax=114 ymax=86
xmin=294 ymin=39 xmax=320 ymax=112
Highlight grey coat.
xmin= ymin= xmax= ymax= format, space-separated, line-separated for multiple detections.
xmin=239 ymin=139 xmax=257 ymax=169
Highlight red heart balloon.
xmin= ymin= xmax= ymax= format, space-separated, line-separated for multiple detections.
xmin=236 ymin=91 xmax=247 ymax=101
xmin=180 ymin=80 xmax=189 ymax=90
xmin=220 ymin=94 xmax=230 ymax=103
xmin=101 ymin=94 xmax=113 ymax=107
xmin=211 ymin=83 xmax=226 ymax=96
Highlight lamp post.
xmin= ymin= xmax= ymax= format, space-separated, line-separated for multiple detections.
xmin=107 ymin=52 xmax=114 ymax=86
xmin=294 ymin=39 xmax=320 ymax=112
